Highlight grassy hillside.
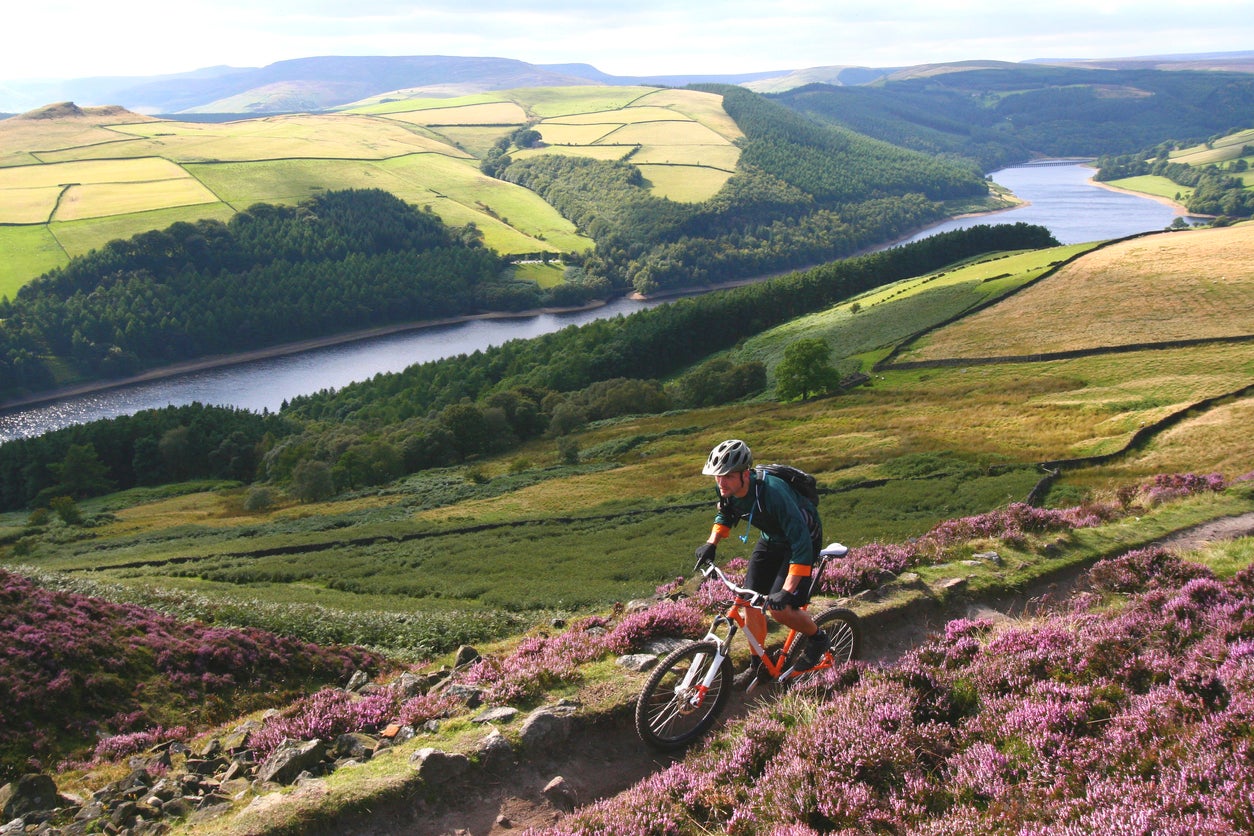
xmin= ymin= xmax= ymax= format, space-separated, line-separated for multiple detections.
xmin=0 ymin=86 xmax=753 ymax=295
xmin=1 ymin=223 xmax=1251 ymax=828
xmin=1106 ymin=128 xmax=1254 ymax=208
xmin=4 ymin=227 xmax=1250 ymax=639
xmin=774 ymin=63 xmax=1254 ymax=171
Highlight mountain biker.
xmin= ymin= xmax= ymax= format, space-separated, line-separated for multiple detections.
xmin=694 ymin=439 xmax=829 ymax=686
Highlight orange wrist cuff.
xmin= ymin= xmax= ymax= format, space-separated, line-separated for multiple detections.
xmin=711 ymin=524 xmax=731 ymax=540
xmin=787 ymin=563 xmax=813 ymax=578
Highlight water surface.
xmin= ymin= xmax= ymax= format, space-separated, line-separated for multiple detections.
xmin=0 ymin=163 xmax=1195 ymax=442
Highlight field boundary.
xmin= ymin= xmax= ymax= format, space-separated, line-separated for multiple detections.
xmin=1025 ymin=380 xmax=1254 ymax=502
xmin=872 ymin=229 xmax=1170 ymax=373
xmin=881 ymin=333 xmax=1254 ymax=370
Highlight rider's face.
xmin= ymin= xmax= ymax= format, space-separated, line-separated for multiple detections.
xmin=714 ymin=470 xmax=750 ymax=499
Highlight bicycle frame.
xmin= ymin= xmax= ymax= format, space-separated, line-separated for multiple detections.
xmin=636 ymin=543 xmax=855 ymax=749
xmin=695 ymin=550 xmax=837 ymax=685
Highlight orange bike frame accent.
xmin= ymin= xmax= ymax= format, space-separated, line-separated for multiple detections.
xmin=722 ymin=597 xmax=810 ymax=681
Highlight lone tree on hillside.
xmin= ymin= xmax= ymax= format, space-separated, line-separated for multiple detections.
xmin=775 ymin=338 xmax=841 ymax=402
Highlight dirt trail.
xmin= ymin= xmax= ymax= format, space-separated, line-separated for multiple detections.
xmin=348 ymin=513 xmax=1254 ymax=835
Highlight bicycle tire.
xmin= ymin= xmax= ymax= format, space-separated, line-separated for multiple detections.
xmin=635 ymin=640 xmax=733 ymax=751
xmin=783 ymin=607 xmax=862 ymax=675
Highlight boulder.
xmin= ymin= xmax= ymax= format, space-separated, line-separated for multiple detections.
xmin=472 ymin=706 xmax=518 ymax=724
xmin=477 ymin=729 xmax=516 ymax=772
xmin=453 ymin=645 xmax=481 ymax=668
xmin=519 ymin=708 xmax=573 ymax=750
xmin=542 ymin=775 xmax=577 ymax=812
xmin=333 ymin=732 xmax=380 ymax=762
xmin=616 ymin=653 xmax=658 ymax=672
xmin=257 ymin=738 xmax=327 ymax=785
xmin=0 ymin=773 xmax=65 ymax=820
xmin=410 ymin=748 xmax=470 ymax=786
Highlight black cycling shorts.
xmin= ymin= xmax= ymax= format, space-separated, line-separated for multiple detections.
xmin=743 ymin=526 xmax=823 ymax=603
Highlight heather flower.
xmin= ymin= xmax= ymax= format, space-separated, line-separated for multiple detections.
xmin=0 ymin=568 xmax=382 ymax=780
xmin=250 ymin=687 xmax=399 ymax=759
xmin=1087 ymin=547 xmax=1213 ymax=594
xmin=1138 ymin=472 xmax=1227 ymax=506
xmin=397 ymin=692 xmax=462 ymax=727
xmin=90 ymin=725 xmax=189 ymax=764
xmin=604 ymin=599 xmax=707 ymax=654
xmin=462 ymin=617 xmax=615 ymax=702
xmin=819 ymin=542 xmax=915 ymax=596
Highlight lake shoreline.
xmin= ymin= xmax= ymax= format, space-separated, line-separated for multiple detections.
xmin=0 ymin=302 xmax=611 ymax=414
xmin=0 ymin=194 xmax=1054 ymax=412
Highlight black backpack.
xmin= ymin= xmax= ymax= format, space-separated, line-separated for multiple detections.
xmin=756 ymin=463 xmax=820 ymax=506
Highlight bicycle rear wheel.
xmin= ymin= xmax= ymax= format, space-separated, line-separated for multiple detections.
xmin=783 ymin=607 xmax=862 ymax=674
xmin=635 ymin=640 xmax=733 ymax=751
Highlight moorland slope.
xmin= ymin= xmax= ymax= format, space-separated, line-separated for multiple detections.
xmin=1 ymin=222 xmax=1250 ymax=835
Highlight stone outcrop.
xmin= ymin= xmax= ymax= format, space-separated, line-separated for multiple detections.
xmin=0 ymin=633 xmax=667 ymax=833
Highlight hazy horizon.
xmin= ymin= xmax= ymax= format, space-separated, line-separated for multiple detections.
xmin=4 ymin=0 xmax=1252 ymax=84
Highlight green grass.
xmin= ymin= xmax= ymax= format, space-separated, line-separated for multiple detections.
xmin=0 ymin=226 xmax=66 ymax=295
xmin=730 ymin=244 xmax=1093 ymax=381
xmin=1108 ymin=174 xmax=1191 ymax=202
xmin=5 ymin=86 xmax=733 ymax=291
xmin=4 ymin=236 xmax=1251 ymax=654
xmin=49 ymin=202 xmax=238 ymax=259
xmin=512 ymin=261 xmax=566 ymax=287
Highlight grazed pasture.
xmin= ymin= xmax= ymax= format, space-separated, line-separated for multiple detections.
xmin=0 ymin=86 xmax=747 ymax=293
xmin=7 ymin=232 xmax=1249 ymax=642
xmin=899 ymin=224 xmax=1254 ymax=361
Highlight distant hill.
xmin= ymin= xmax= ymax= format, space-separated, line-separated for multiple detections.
xmin=0 ymin=55 xmax=791 ymax=116
xmin=1025 ymin=50 xmax=1254 ymax=73
xmin=773 ymin=61 xmax=1254 ymax=170
xmin=2 ymin=51 xmax=1251 ymax=116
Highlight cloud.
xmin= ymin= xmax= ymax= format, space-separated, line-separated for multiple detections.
xmin=3 ymin=0 xmax=1252 ymax=81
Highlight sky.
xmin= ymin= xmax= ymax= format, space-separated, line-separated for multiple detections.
xmin=4 ymin=0 xmax=1253 ymax=82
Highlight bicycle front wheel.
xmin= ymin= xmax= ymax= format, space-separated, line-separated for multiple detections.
xmin=635 ymin=640 xmax=733 ymax=751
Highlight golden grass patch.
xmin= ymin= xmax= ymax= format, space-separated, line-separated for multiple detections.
xmin=535 ymin=123 xmax=619 ymax=145
xmin=0 ymin=156 xmax=194 ymax=189
xmin=37 ymin=114 xmax=468 ymax=164
xmin=906 ymin=225 xmax=1254 ymax=360
xmin=418 ymin=125 xmax=517 ymax=157
xmin=512 ymin=86 xmax=657 ymax=118
xmin=546 ymin=106 xmax=681 ymax=126
xmin=631 ymin=144 xmax=739 ymax=169
xmin=512 ymin=145 xmax=631 ymax=162
xmin=53 ymin=178 xmax=220 ymax=221
xmin=382 ymin=101 xmax=527 ymax=126
xmin=632 ymin=89 xmax=744 ymax=142
xmin=639 ymin=164 xmax=733 ymax=202
xmin=599 ymin=121 xmax=732 ymax=146
xmin=0 ymin=108 xmax=159 ymax=167
xmin=0 ymin=186 xmax=61 ymax=223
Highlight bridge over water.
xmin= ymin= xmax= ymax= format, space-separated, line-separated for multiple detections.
xmin=1009 ymin=158 xmax=1097 ymax=168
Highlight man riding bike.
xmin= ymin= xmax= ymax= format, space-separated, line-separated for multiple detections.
xmin=694 ymin=439 xmax=829 ymax=687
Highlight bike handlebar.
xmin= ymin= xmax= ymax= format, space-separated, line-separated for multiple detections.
xmin=695 ymin=558 xmax=768 ymax=607
xmin=694 ymin=541 xmax=847 ymax=608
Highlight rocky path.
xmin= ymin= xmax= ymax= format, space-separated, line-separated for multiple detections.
xmin=346 ymin=512 xmax=1254 ymax=835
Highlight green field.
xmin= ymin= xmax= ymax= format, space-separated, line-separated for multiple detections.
xmin=1107 ymin=174 xmax=1191 ymax=202
xmin=5 ymin=229 xmax=1250 ymax=652
xmin=1170 ymin=128 xmax=1254 ymax=166
xmin=0 ymin=226 xmax=65 ymax=298
xmin=0 ymin=85 xmax=753 ymax=293
xmin=1108 ymin=127 xmax=1254 ymax=210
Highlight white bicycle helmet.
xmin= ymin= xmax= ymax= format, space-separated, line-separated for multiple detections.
xmin=702 ymin=439 xmax=753 ymax=476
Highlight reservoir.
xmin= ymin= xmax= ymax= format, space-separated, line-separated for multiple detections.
xmin=0 ymin=162 xmax=1193 ymax=442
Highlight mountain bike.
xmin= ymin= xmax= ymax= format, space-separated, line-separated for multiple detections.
xmin=635 ymin=543 xmax=861 ymax=750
